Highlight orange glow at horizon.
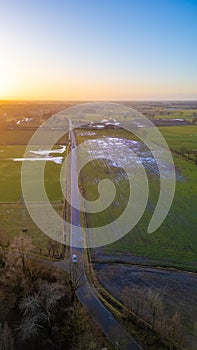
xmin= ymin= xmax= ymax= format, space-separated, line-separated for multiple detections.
xmin=1 ymin=87 xmax=197 ymax=102
xmin=0 ymin=66 xmax=196 ymax=101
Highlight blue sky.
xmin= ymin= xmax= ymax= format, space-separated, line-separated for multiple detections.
xmin=0 ymin=0 xmax=197 ymax=100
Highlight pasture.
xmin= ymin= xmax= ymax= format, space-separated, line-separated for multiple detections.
xmin=0 ymin=145 xmax=64 ymax=202
xmin=154 ymin=109 xmax=197 ymax=122
xmin=76 ymin=127 xmax=197 ymax=270
xmin=0 ymin=203 xmax=63 ymax=256
xmin=0 ymin=144 xmax=65 ymax=254
xmin=158 ymin=125 xmax=197 ymax=151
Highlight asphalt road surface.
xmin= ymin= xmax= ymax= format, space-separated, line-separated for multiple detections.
xmin=59 ymin=119 xmax=143 ymax=350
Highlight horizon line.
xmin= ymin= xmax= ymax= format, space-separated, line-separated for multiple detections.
xmin=1 ymin=98 xmax=197 ymax=103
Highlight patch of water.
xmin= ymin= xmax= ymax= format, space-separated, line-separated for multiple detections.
xmin=85 ymin=137 xmax=177 ymax=180
xmin=9 ymin=145 xmax=66 ymax=165
xmin=12 ymin=157 xmax=63 ymax=165
xmin=29 ymin=145 xmax=66 ymax=156
xmin=78 ymin=131 xmax=96 ymax=137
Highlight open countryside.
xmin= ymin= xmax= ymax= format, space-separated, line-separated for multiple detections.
xmin=0 ymin=100 xmax=197 ymax=350
xmin=1 ymin=1 xmax=197 ymax=348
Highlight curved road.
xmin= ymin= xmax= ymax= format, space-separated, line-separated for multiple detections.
xmin=57 ymin=119 xmax=143 ymax=350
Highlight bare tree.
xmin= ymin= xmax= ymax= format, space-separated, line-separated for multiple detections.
xmin=147 ymin=289 xmax=162 ymax=331
xmin=18 ymin=294 xmax=46 ymax=341
xmin=123 ymin=286 xmax=183 ymax=348
xmin=6 ymin=233 xmax=34 ymax=276
xmin=0 ymin=229 xmax=10 ymax=255
xmin=47 ymin=239 xmax=61 ymax=258
xmin=0 ymin=322 xmax=14 ymax=350
xmin=123 ymin=286 xmax=147 ymax=321
xmin=18 ymin=280 xmax=64 ymax=341
xmin=66 ymin=262 xmax=85 ymax=303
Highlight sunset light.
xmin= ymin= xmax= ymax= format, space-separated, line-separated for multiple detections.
xmin=0 ymin=1 xmax=197 ymax=349
xmin=0 ymin=0 xmax=196 ymax=101
xmin=0 ymin=71 xmax=10 ymax=99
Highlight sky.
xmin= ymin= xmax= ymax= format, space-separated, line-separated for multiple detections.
xmin=0 ymin=0 xmax=197 ymax=100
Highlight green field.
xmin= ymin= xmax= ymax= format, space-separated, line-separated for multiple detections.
xmin=158 ymin=125 xmax=197 ymax=151
xmin=0 ymin=130 xmax=35 ymax=145
xmin=155 ymin=109 xmax=197 ymax=121
xmin=107 ymin=154 xmax=197 ymax=269
xmin=1 ymin=125 xmax=197 ymax=269
xmin=0 ymin=145 xmax=63 ymax=202
xmin=0 ymin=144 xmax=65 ymax=254
xmin=0 ymin=129 xmax=69 ymax=145
xmin=77 ymin=127 xmax=197 ymax=270
xmin=0 ymin=203 xmax=63 ymax=256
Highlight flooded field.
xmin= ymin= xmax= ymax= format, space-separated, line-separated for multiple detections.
xmin=84 ymin=136 xmax=175 ymax=180
xmin=77 ymin=128 xmax=197 ymax=270
xmin=78 ymin=127 xmax=197 ymax=349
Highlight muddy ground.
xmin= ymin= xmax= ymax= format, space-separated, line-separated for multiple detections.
xmin=94 ymin=261 xmax=197 ymax=349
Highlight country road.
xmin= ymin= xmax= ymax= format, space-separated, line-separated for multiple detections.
xmin=55 ymin=119 xmax=143 ymax=350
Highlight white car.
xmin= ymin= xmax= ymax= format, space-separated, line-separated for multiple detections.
xmin=72 ymin=254 xmax=78 ymax=263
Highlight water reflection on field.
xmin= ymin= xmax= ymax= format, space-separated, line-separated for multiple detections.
xmin=85 ymin=137 xmax=175 ymax=179
xmin=10 ymin=145 xmax=66 ymax=165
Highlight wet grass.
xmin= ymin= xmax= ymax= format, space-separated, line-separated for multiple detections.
xmin=108 ymin=155 xmax=197 ymax=267
xmin=77 ymin=128 xmax=197 ymax=270
xmin=0 ymin=145 xmax=65 ymax=254
xmin=0 ymin=146 xmax=63 ymax=202
xmin=76 ymin=127 xmax=135 ymax=142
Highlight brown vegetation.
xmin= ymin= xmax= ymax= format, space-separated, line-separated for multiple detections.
xmin=0 ymin=234 xmax=112 ymax=350
xmin=123 ymin=286 xmax=183 ymax=348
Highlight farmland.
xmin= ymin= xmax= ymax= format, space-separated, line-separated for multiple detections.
xmin=154 ymin=109 xmax=197 ymax=122
xmin=0 ymin=130 xmax=36 ymax=145
xmin=0 ymin=203 xmax=63 ymax=256
xmin=0 ymin=144 xmax=65 ymax=254
xmin=94 ymin=263 xmax=197 ymax=350
xmin=0 ymin=145 xmax=64 ymax=202
xmin=0 ymin=102 xmax=197 ymax=350
xmin=76 ymin=127 xmax=197 ymax=271
xmin=158 ymin=125 xmax=197 ymax=151
xmin=76 ymin=124 xmax=197 ymax=349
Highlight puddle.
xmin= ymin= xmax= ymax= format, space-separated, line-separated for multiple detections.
xmin=12 ymin=157 xmax=63 ymax=164
xmin=9 ymin=145 xmax=66 ymax=165
xmin=30 ymin=145 xmax=66 ymax=156
xmin=78 ymin=131 xmax=96 ymax=137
